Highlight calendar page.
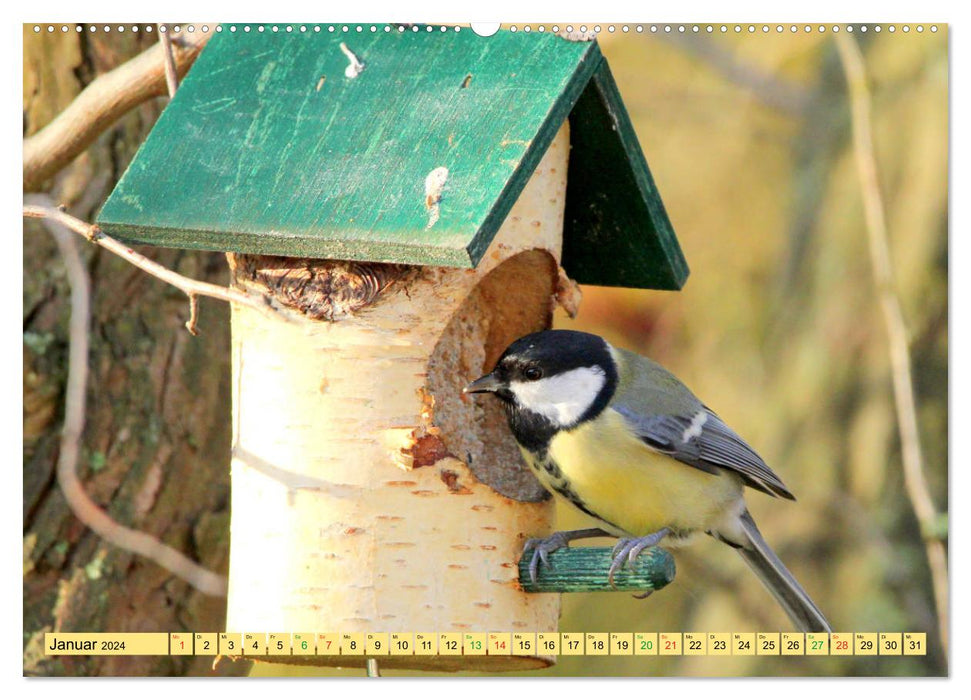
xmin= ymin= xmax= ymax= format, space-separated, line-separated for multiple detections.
xmin=22 ymin=16 xmax=948 ymax=680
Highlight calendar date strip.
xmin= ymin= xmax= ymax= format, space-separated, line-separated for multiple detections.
xmin=44 ymin=631 xmax=927 ymax=657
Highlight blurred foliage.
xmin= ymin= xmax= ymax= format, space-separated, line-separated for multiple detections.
xmin=546 ymin=28 xmax=948 ymax=677
xmin=257 ymin=27 xmax=947 ymax=679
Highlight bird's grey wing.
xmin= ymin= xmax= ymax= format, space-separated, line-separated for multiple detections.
xmin=612 ymin=403 xmax=795 ymax=500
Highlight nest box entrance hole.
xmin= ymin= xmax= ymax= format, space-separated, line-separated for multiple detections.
xmin=424 ymin=248 xmax=559 ymax=502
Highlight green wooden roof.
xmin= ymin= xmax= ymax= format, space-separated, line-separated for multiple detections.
xmin=97 ymin=27 xmax=688 ymax=290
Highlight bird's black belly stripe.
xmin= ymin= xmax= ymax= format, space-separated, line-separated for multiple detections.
xmin=529 ymin=452 xmax=625 ymax=533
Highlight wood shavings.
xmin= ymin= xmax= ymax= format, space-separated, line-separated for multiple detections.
xmin=424 ymin=166 xmax=449 ymax=229
xmin=554 ymin=266 xmax=582 ymax=318
xmin=340 ymin=42 xmax=365 ymax=78
xmin=556 ymin=29 xmax=597 ymax=42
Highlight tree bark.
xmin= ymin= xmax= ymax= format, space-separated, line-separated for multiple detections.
xmin=23 ymin=26 xmax=246 ymax=677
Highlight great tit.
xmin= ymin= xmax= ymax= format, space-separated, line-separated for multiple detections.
xmin=464 ymin=329 xmax=831 ymax=633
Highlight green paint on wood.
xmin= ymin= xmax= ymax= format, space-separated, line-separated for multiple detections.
xmin=97 ymin=27 xmax=688 ymax=290
xmin=518 ymin=546 xmax=675 ymax=593
xmin=564 ymin=62 xmax=689 ymax=289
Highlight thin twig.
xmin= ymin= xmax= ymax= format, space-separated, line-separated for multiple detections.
xmin=186 ymin=294 xmax=200 ymax=335
xmin=834 ymin=33 xmax=948 ymax=655
xmin=24 ymin=27 xmax=211 ymax=191
xmin=158 ymin=26 xmax=180 ymax=97
xmin=23 ymin=203 xmax=270 ymax=328
xmin=25 ymin=193 xmax=228 ymax=598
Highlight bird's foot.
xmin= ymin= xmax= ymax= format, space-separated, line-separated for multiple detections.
xmin=608 ymin=528 xmax=672 ymax=590
xmin=523 ymin=531 xmax=575 ymax=585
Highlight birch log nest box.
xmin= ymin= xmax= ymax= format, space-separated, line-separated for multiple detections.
xmin=96 ymin=27 xmax=688 ymax=671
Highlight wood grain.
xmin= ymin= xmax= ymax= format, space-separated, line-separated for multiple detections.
xmin=96 ymin=29 xmax=688 ymax=289
xmin=518 ymin=546 xmax=676 ymax=594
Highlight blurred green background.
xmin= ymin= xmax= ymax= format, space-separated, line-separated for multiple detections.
xmin=257 ymin=26 xmax=948 ymax=678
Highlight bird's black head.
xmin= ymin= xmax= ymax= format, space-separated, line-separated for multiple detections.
xmin=464 ymin=330 xmax=619 ymax=440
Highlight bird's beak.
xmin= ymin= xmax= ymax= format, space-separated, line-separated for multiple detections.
xmin=464 ymin=372 xmax=502 ymax=394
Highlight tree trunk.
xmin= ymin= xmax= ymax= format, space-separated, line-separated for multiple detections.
xmin=23 ymin=26 xmax=246 ymax=677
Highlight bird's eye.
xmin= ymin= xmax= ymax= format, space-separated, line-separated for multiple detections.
xmin=523 ymin=366 xmax=543 ymax=381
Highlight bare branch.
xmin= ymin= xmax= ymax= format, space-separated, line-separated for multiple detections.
xmin=23 ymin=28 xmax=211 ymax=191
xmin=185 ymin=294 xmax=200 ymax=335
xmin=26 ymin=193 xmax=228 ymax=598
xmin=835 ymin=33 xmax=948 ymax=655
xmin=23 ymin=203 xmax=269 ymax=326
xmin=158 ymin=27 xmax=180 ymax=97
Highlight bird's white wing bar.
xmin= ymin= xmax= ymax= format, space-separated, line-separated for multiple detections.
xmin=681 ymin=410 xmax=709 ymax=441
xmin=612 ymin=403 xmax=794 ymax=500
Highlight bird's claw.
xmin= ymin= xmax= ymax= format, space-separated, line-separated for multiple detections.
xmin=607 ymin=528 xmax=671 ymax=590
xmin=523 ymin=532 xmax=573 ymax=585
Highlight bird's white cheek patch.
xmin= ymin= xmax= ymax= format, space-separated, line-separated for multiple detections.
xmin=510 ymin=366 xmax=606 ymax=426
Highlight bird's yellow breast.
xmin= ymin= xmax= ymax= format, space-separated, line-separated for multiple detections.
xmin=527 ymin=409 xmax=744 ymax=537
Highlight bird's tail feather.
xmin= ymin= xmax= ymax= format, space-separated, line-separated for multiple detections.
xmin=734 ymin=510 xmax=832 ymax=633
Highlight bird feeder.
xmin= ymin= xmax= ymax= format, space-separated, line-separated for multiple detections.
xmin=96 ymin=26 xmax=688 ymax=671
